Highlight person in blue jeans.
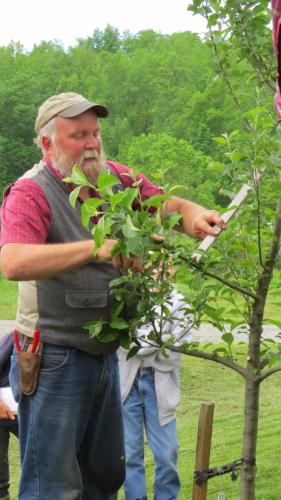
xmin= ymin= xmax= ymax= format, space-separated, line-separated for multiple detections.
xmin=1 ymin=91 xmax=224 ymax=500
xmin=117 ymin=289 xmax=193 ymax=500
xmin=0 ymin=333 xmax=18 ymax=500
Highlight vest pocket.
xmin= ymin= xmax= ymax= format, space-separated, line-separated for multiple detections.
xmin=65 ymin=289 xmax=108 ymax=309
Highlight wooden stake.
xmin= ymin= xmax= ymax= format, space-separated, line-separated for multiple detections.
xmin=192 ymin=403 xmax=215 ymax=500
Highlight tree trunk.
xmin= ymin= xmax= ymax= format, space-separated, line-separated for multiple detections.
xmin=240 ymin=376 xmax=260 ymax=499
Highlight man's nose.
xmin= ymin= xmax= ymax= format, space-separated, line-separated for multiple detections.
xmin=85 ymin=136 xmax=99 ymax=149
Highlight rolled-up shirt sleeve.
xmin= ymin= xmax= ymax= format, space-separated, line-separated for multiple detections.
xmin=0 ymin=180 xmax=51 ymax=246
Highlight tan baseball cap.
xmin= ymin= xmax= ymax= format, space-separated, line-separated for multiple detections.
xmin=35 ymin=92 xmax=108 ymax=133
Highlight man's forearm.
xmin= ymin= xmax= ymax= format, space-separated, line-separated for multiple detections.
xmin=164 ymin=197 xmax=205 ymax=235
xmin=0 ymin=241 xmax=95 ymax=280
xmin=161 ymin=196 xmax=224 ymax=238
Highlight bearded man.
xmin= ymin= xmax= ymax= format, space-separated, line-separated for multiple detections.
xmin=0 ymin=92 xmax=224 ymax=500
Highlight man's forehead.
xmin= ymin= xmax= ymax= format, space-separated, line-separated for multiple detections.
xmin=56 ymin=110 xmax=101 ymax=130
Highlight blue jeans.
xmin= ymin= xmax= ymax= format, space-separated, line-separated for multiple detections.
xmin=9 ymin=343 xmax=125 ymax=500
xmin=122 ymin=368 xmax=180 ymax=500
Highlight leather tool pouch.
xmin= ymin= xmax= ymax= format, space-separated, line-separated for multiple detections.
xmin=17 ymin=342 xmax=43 ymax=396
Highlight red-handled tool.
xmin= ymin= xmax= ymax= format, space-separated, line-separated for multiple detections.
xmin=31 ymin=330 xmax=40 ymax=353
xmin=13 ymin=329 xmax=40 ymax=353
xmin=13 ymin=330 xmax=21 ymax=352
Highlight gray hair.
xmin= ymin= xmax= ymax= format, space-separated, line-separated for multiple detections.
xmin=34 ymin=117 xmax=57 ymax=152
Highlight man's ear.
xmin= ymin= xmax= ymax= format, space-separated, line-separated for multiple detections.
xmin=41 ymin=136 xmax=52 ymax=152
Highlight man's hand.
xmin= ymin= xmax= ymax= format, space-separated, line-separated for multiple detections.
xmin=161 ymin=197 xmax=226 ymax=239
xmin=96 ymin=239 xmax=144 ymax=272
xmin=0 ymin=400 xmax=16 ymax=420
xmin=191 ymin=210 xmax=226 ymax=239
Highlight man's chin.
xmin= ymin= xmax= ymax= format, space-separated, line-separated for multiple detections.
xmin=79 ymin=161 xmax=104 ymax=182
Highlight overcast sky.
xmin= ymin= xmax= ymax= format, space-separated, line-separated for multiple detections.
xmin=0 ymin=0 xmax=207 ymax=51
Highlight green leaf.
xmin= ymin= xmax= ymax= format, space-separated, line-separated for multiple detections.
xmin=110 ymin=301 xmax=125 ymax=319
xmin=127 ymin=345 xmax=141 ymax=359
xmin=67 ymin=165 xmax=90 ymax=186
xmin=207 ymin=161 xmax=225 ymax=172
xmin=121 ymin=215 xmax=141 ymax=238
xmin=83 ymin=198 xmax=104 ymax=214
xmin=163 ymin=212 xmax=182 ymax=230
xmin=207 ymin=13 xmax=219 ymax=27
xmin=222 ymin=332 xmax=234 ymax=345
xmin=213 ymin=136 xmax=228 ymax=144
xmin=119 ymin=188 xmax=139 ymax=209
xmin=99 ymin=330 xmax=119 ymax=342
xmin=111 ymin=241 xmax=122 ymax=258
xmin=110 ymin=318 xmax=130 ymax=329
xmin=243 ymin=107 xmax=267 ymax=121
xmin=229 ymin=130 xmax=240 ymax=140
xmin=81 ymin=198 xmax=104 ymax=229
xmin=84 ymin=320 xmax=104 ymax=338
xmin=69 ymin=186 xmax=82 ymax=208
xmin=91 ymin=223 xmax=105 ymax=253
xmin=127 ymin=236 xmax=143 ymax=257
xmin=142 ymin=194 xmax=170 ymax=208
xmin=97 ymin=170 xmax=120 ymax=191
xmin=81 ymin=212 xmax=91 ymax=231
xmin=103 ymin=215 xmax=115 ymax=235
xmin=119 ymin=333 xmax=132 ymax=349
xmin=168 ymin=185 xmax=188 ymax=195
xmin=268 ymin=353 xmax=281 ymax=368
xmin=224 ymin=151 xmax=245 ymax=162
xmin=109 ymin=191 xmax=128 ymax=208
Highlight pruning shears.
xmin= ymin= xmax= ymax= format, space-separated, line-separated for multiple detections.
xmin=192 ymin=169 xmax=264 ymax=263
xmin=13 ymin=329 xmax=40 ymax=353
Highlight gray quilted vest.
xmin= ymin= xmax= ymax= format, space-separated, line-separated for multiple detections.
xmin=32 ymin=164 xmax=123 ymax=355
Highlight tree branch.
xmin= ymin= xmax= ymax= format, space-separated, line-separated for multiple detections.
xmin=258 ymin=366 xmax=281 ymax=383
xmin=187 ymin=258 xmax=258 ymax=300
xmin=169 ymin=345 xmax=247 ymax=378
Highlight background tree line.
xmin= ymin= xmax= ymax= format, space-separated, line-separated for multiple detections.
xmin=0 ymin=24 xmax=265 ymax=206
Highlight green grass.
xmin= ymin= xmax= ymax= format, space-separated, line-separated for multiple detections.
xmin=8 ymin=355 xmax=281 ymax=499
xmin=0 ymin=278 xmax=18 ymax=319
xmin=3 ymin=276 xmax=281 ymax=498
xmin=118 ymin=355 xmax=281 ymax=499
xmin=8 ymin=435 xmax=20 ymax=500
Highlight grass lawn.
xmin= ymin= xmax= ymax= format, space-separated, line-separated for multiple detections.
xmin=0 ymin=278 xmax=18 ymax=319
xmin=8 ymin=354 xmax=281 ymax=499
xmin=2 ymin=274 xmax=281 ymax=498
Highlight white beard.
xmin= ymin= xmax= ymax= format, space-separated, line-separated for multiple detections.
xmin=52 ymin=146 xmax=107 ymax=184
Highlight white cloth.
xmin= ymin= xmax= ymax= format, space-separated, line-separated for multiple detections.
xmin=0 ymin=387 xmax=18 ymax=413
xmin=117 ymin=290 xmax=193 ymax=425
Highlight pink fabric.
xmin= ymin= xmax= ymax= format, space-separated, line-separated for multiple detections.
xmin=272 ymin=0 xmax=281 ymax=119
xmin=0 ymin=161 xmax=163 ymax=246
xmin=272 ymin=0 xmax=281 ymax=44
xmin=0 ymin=179 xmax=52 ymax=245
